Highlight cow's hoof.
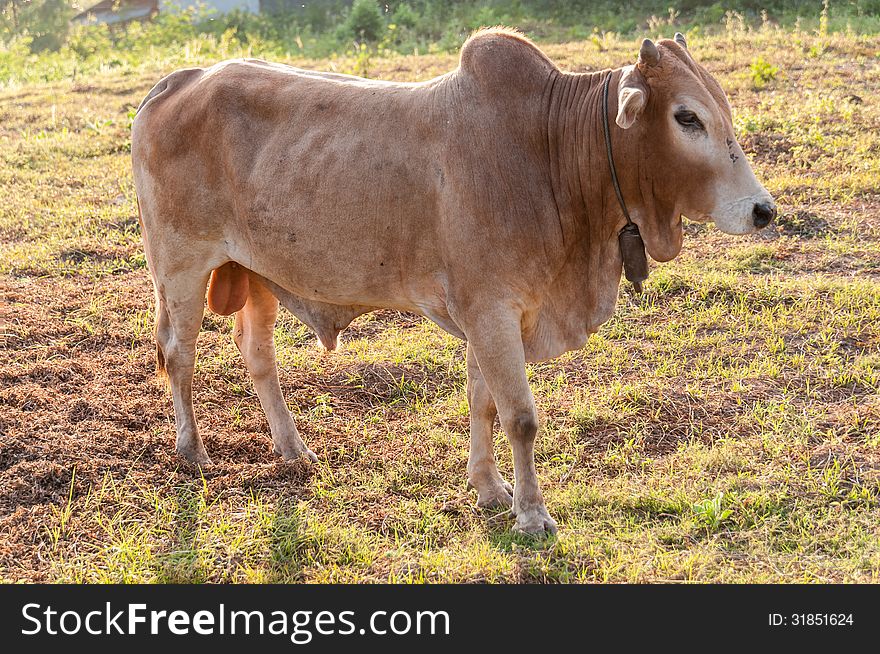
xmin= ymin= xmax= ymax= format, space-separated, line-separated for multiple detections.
xmin=476 ymin=485 xmax=514 ymax=510
xmin=274 ymin=445 xmax=318 ymax=463
xmin=177 ymin=446 xmax=212 ymax=467
xmin=512 ymin=507 xmax=558 ymax=535
xmin=468 ymin=475 xmax=514 ymax=509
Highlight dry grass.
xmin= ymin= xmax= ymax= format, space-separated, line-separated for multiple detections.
xmin=1 ymin=25 xmax=879 ymax=582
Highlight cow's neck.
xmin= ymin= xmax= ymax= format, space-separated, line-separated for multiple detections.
xmin=544 ymin=68 xmax=632 ymax=254
xmin=521 ymin=68 xmax=633 ymax=358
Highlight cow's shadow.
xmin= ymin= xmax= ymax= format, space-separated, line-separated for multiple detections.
xmin=264 ymin=497 xmax=309 ymax=583
xmin=151 ymin=481 xmax=210 ymax=583
xmin=147 ymin=479 xmax=309 ymax=583
xmin=483 ymin=510 xmax=559 ymax=554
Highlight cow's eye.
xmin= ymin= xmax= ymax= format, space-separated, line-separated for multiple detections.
xmin=675 ymin=110 xmax=704 ymax=130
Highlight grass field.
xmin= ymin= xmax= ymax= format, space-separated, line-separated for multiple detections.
xmin=2 ymin=22 xmax=880 ymax=583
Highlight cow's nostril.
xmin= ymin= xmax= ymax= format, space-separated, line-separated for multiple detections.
xmin=752 ymin=202 xmax=776 ymax=228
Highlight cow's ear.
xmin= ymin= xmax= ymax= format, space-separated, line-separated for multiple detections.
xmin=616 ymin=66 xmax=648 ymax=130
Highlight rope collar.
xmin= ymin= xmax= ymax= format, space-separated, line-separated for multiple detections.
xmin=602 ymin=72 xmax=648 ymax=293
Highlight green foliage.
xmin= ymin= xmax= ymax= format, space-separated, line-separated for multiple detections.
xmin=351 ymin=41 xmax=373 ymax=77
xmin=67 ymin=23 xmax=113 ymax=62
xmin=1 ymin=0 xmax=73 ymax=51
xmin=391 ymin=3 xmax=419 ymax=29
xmin=692 ymin=493 xmax=733 ymax=532
xmin=2 ymin=0 xmax=879 ymax=80
xmin=750 ymin=56 xmax=779 ymax=88
xmin=345 ymin=0 xmax=385 ymax=42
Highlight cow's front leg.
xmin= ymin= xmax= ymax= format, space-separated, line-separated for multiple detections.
xmin=466 ymin=314 xmax=556 ymax=535
xmin=466 ymin=343 xmax=513 ymax=509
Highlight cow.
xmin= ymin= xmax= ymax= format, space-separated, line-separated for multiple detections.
xmin=132 ymin=28 xmax=775 ymax=534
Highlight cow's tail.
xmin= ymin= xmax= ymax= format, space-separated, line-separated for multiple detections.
xmin=133 ymin=69 xmax=201 ymax=383
xmin=135 ymin=67 xmax=203 ymax=115
xmin=156 ymin=339 xmax=167 ymax=382
xmin=153 ymin=288 xmax=169 ymax=385
xmin=136 ymin=197 xmax=168 ymax=383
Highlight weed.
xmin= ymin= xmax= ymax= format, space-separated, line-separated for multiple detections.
xmin=692 ymin=492 xmax=733 ymax=532
xmin=750 ymin=57 xmax=779 ymax=88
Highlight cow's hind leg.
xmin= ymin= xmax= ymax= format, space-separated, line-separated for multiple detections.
xmin=154 ymin=271 xmax=212 ymax=465
xmin=233 ymin=274 xmax=316 ymax=462
xmin=466 ymin=344 xmax=514 ymax=509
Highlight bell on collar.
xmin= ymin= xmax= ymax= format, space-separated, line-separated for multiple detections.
xmin=618 ymin=223 xmax=649 ymax=293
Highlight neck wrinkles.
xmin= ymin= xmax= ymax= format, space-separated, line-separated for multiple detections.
xmin=543 ymin=68 xmax=625 ymax=248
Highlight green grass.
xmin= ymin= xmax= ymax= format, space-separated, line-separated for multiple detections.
xmin=1 ymin=22 xmax=879 ymax=583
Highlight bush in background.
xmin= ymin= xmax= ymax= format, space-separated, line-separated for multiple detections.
xmin=345 ymin=0 xmax=385 ymax=42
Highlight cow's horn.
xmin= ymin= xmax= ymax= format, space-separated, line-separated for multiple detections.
xmin=638 ymin=39 xmax=660 ymax=66
xmin=674 ymin=32 xmax=688 ymax=49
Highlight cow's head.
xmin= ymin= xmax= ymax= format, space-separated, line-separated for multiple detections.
xmin=614 ymin=34 xmax=775 ymax=261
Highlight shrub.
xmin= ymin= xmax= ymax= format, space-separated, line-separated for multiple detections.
xmin=67 ymin=24 xmax=113 ymax=62
xmin=391 ymin=3 xmax=420 ymax=29
xmin=750 ymin=57 xmax=779 ymax=88
xmin=346 ymin=0 xmax=385 ymax=42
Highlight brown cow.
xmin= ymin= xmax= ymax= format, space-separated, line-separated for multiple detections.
xmin=132 ymin=29 xmax=775 ymax=534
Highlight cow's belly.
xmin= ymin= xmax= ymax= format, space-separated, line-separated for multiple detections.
xmin=226 ymin=122 xmax=447 ymax=313
xmin=245 ymin=238 xmax=451 ymax=326
xmin=250 ymin=243 xmax=465 ymax=343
